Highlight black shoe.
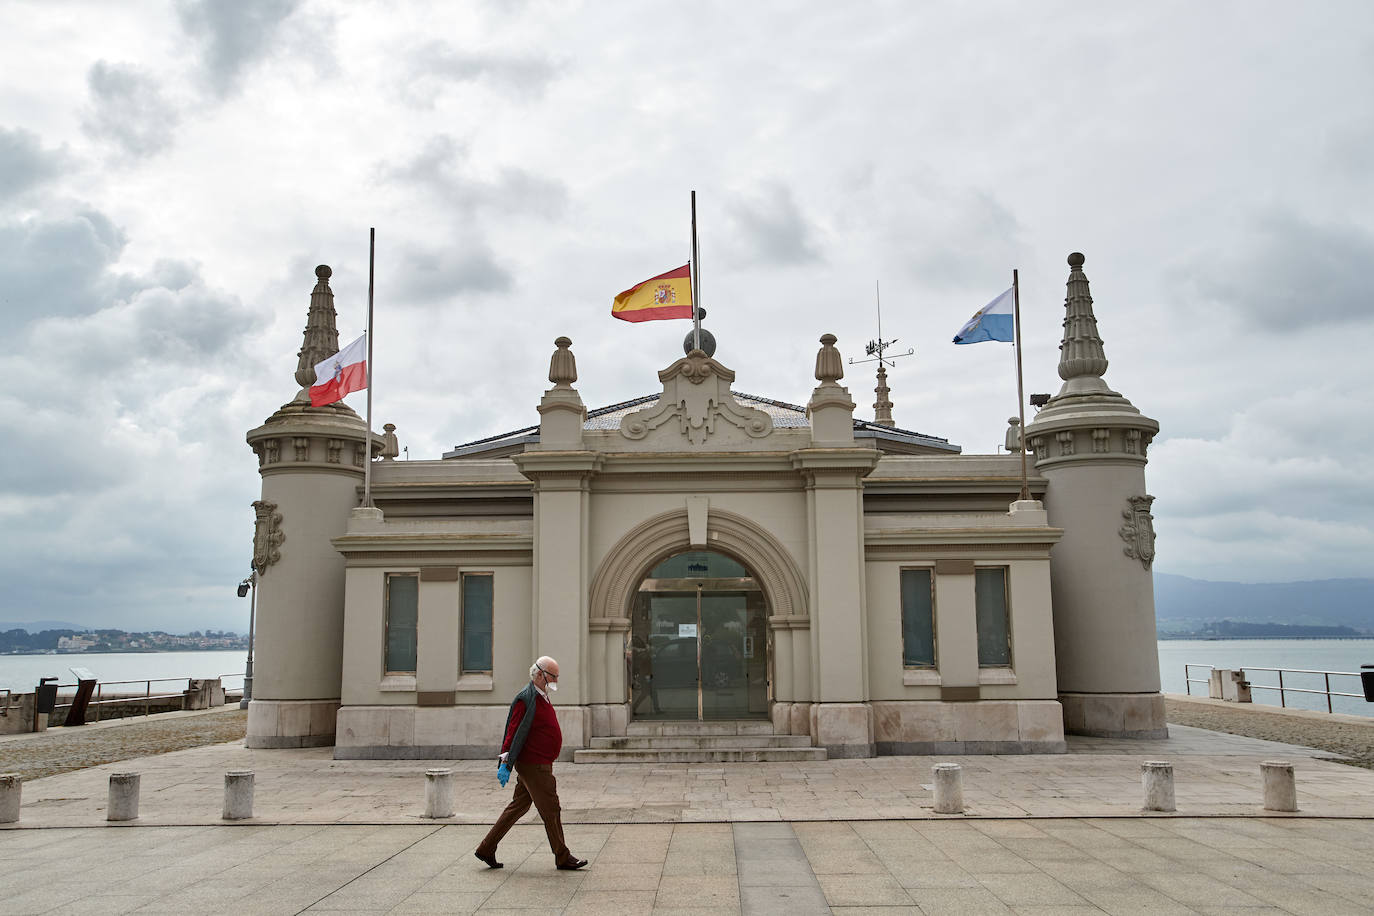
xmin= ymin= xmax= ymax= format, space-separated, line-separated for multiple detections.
xmin=474 ymin=850 xmax=503 ymax=869
xmin=557 ymin=857 xmax=588 ymax=870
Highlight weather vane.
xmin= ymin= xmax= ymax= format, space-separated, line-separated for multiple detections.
xmin=848 ymin=281 xmax=914 ymax=368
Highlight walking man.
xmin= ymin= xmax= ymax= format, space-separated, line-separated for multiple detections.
xmin=475 ymin=656 xmax=587 ymax=871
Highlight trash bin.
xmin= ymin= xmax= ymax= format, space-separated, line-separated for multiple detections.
xmin=35 ymin=678 xmax=59 ymax=714
xmin=1361 ymin=665 xmax=1374 ymax=703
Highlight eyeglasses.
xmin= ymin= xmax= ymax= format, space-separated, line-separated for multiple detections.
xmin=536 ymin=664 xmax=558 ymax=681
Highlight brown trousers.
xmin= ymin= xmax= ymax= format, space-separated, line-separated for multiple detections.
xmin=476 ymin=762 xmax=572 ymax=864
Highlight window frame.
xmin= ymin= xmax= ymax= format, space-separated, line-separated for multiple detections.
xmin=383 ymin=572 xmax=419 ymax=676
xmin=459 ymin=571 xmax=494 ymax=675
xmin=974 ymin=565 xmax=1013 ymax=669
xmin=899 ymin=566 xmax=938 ymax=669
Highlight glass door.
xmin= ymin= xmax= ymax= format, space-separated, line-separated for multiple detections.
xmin=628 ymin=549 xmax=769 ymax=720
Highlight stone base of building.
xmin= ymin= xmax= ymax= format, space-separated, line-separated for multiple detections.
xmin=1060 ymin=691 xmax=1167 ymax=739
xmin=245 ymin=699 xmax=339 ymax=748
xmin=871 ymin=699 xmax=1066 ymax=755
xmin=332 ymin=704 xmax=591 ymax=760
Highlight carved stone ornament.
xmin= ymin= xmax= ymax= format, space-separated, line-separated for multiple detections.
xmin=326 ymin=438 xmax=343 ymax=463
xmin=620 ymin=351 xmax=773 ymax=446
xmin=1091 ymin=427 xmax=1110 ymax=453
xmin=1119 ymin=494 xmax=1156 ymax=569
xmin=293 ymin=436 xmax=310 ymax=461
xmin=548 ymin=336 xmax=577 ymax=387
xmin=251 ymin=499 xmax=285 ymax=574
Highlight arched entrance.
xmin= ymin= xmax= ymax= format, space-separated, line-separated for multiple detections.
xmin=628 ymin=550 xmax=769 ymax=720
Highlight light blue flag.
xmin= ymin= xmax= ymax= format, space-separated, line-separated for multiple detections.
xmin=953 ymin=287 xmax=1015 ymax=344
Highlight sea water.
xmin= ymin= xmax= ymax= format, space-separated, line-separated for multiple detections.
xmin=1157 ymin=638 xmax=1374 ymax=717
xmin=0 ymin=650 xmax=247 ymax=694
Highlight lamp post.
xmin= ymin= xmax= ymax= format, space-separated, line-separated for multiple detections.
xmin=237 ymin=567 xmax=258 ymax=710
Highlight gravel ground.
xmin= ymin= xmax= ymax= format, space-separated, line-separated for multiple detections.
xmin=1165 ymin=697 xmax=1374 ymax=770
xmin=0 ymin=706 xmax=246 ymax=781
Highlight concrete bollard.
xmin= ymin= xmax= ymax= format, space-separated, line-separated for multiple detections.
xmin=424 ymin=768 xmax=454 ymax=818
xmin=0 ymin=774 xmax=21 ymax=824
xmin=1261 ymin=760 xmax=1297 ymax=812
xmin=932 ymin=763 xmax=964 ymax=814
xmin=108 ymin=772 xmax=140 ymax=821
xmin=1141 ymin=760 xmax=1175 ymax=812
xmin=223 ymin=770 xmax=255 ymax=820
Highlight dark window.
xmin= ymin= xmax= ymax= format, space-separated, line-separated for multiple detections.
xmin=461 ymin=573 xmax=494 ymax=673
xmin=384 ymin=573 xmax=418 ymax=674
xmin=900 ymin=568 xmax=936 ymax=667
xmin=975 ymin=567 xmax=1011 ymax=667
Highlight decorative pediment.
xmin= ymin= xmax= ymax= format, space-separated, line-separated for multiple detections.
xmin=620 ymin=350 xmax=773 ymax=447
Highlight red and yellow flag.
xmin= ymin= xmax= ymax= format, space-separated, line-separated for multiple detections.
xmin=611 ymin=264 xmax=693 ymax=322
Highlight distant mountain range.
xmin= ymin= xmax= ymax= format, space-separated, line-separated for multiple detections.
xmin=0 ymin=620 xmax=89 ymax=633
xmin=1154 ymin=574 xmax=1374 ymax=633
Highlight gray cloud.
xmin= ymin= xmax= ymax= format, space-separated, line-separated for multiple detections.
xmin=724 ymin=183 xmax=823 ymax=266
xmin=176 ymin=0 xmax=301 ymax=97
xmin=398 ymin=40 xmax=558 ymax=108
xmin=1179 ymin=210 xmax=1374 ymax=331
xmin=394 ymin=242 xmax=512 ymax=304
xmin=0 ymin=208 xmax=127 ymax=323
xmin=0 ymin=127 xmax=67 ymax=201
xmin=81 ymin=61 xmax=182 ymax=159
xmin=379 ymin=135 xmax=567 ymax=219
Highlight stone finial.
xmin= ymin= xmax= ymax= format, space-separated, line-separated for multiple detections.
xmin=548 ymin=336 xmax=577 ymax=387
xmin=294 ymin=265 xmax=342 ymax=390
xmin=873 ymin=364 xmax=894 ymax=426
xmin=815 ymin=333 xmax=844 ymax=383
xmin=1005 ymin=417 xmax=1022 ymax=452
xmin=1056 ymin=252 xmax=1110 ymax=391
xmin=380 ymin=423 xmax=400 ymax=461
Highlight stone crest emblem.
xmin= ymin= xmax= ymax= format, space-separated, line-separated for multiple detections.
xmin=252 ymin=499 xmax=286 ymax=574
xmin=1119 ymin=494 xmax=1155 ymax=569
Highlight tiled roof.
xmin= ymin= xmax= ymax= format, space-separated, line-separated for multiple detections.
xmin=444 ymin=391 xmax=954 ymax=457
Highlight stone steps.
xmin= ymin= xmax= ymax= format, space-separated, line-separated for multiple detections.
xmin=573 ymin=719 xmax=827 ymax=764
xmin=589 ymin=734 xmax=815 ymax=750
xmin=574 ymin=746 xmax=827 ymax=764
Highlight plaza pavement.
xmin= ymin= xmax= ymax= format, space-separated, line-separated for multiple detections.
xmin=2 ymin=716 xmax=1374 ymax=914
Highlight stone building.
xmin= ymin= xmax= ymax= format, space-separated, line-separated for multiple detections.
xmin=244 ymin=253 xmax=1163 ymax=761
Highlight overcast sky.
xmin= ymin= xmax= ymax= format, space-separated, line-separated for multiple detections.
xmin=2 ymin=0 xmax=1372 ymax=635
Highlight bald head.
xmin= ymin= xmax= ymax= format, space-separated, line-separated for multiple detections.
xmin=530 ymin=656 xmax=560 ymax=692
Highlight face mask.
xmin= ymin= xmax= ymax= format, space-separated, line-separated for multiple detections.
xmin=547 ymin=682 xmax=558 ymax=692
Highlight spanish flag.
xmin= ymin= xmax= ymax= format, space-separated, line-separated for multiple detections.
xmin=611 ymin=264 xmax=694 ymax=322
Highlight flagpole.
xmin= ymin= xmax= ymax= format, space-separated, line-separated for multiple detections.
xmin=690 ymin=190 xmax=701 ymax=352
xmin=1012 ymin=268 xmax=1029 ymax=501
xmin=363 ymin=227 xmax=376 ymax=508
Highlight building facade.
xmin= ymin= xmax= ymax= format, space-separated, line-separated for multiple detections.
xmin=244 ymin=254 xmax=1164 ymax=760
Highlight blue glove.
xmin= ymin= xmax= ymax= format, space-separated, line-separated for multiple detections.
xmin=497 ymin=761 xmax=511 ymax=787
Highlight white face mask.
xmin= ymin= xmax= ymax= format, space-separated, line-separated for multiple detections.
xmin=547 ymin=681 xmax=558 ymax=692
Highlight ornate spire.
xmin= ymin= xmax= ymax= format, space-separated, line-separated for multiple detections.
xmin=873 ymin=364 xmax=894 ymax=426
xmin=1055 ymin=252 xmax=1111 ymax=395
xmin=294 ymin=265 xmax=341 ymax=390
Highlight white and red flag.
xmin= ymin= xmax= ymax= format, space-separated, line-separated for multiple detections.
xmin=310 ymin=333 xmax=367 ymax=407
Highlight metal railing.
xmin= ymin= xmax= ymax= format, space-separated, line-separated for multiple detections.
xmin=1184 ymin=664 xmax=1364 ymax=713
xmin=52 ymin=676 xmax=196 ymax=723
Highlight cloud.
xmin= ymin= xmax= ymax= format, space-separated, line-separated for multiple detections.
xmin=176 ymin=0 xmax=302 ymax=97
xmin=0 ymin=127 xmax=68 ymax=201
xmin=393 ymin=241 xmax=512 ymax=303
xmin=723 ymin=183 xmax=823 ymax=266
xmin=81 ymin=61 xmax=182 ymax=159
xmin=1178 ymin=209 xmax=1374 ymax=331
xmin=0 ymin=207 xmax=127 ymax=323
xmin=379 ymin=134 xmax=567 ymax=219
xmin=398 ymin=40 xmax=558 ymax=108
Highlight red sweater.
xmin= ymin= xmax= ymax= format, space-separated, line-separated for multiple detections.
xmin=500 ymin=693 xmax=562 ymax=764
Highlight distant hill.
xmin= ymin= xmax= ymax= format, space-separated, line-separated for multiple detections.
xmin=0 ymin=621 xmax=90 ymax=633
xmin=1154 ymin=574 xmax=1374 ymax=632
